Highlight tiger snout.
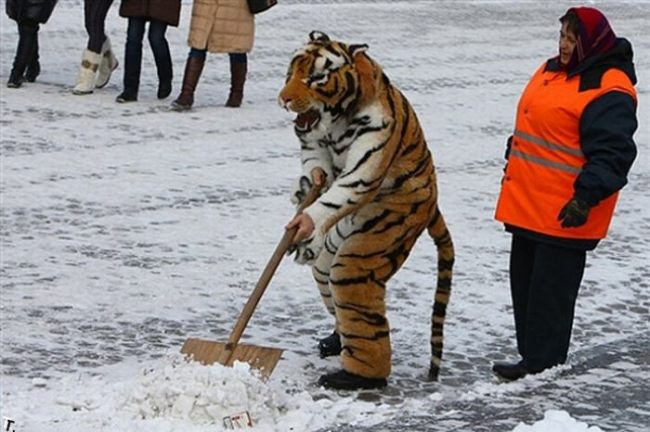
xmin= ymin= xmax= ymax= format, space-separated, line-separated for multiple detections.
xmin=279 ymin=86 xmax=310 ymax=113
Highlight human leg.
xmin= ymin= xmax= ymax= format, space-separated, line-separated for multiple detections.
xmin=85 ymin=0 xmax=113 ymax=53
xmin=25 ymin=25 xmax=40 ymax=82
xmin=7 ymin=20 xmax=39 ymax=88
xmin=492 ymin=234 xmax=535 ymax=380
xmin=225 ymin=53 xmax=247 ymax=107
xmin=74 ymin=0 xmax=113 ymax=94
xmin=171 ymin=48 xmax=206 ymax=111
xmin=523 ymin=243 xmax=585 ymax=370
xmin=147 ymin=19 xmax=172 ymax=99
xmin=95 ymin=0 xmax=119 ymax=89
xmin=117 ymin=17 xmax=145 ymax=102
xmin=96 ymin=37 xmax=119 ymax=89
xmin=509 ymin=234 xmax=536 ymax=358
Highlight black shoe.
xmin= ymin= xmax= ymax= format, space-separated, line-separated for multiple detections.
xmin=7 ymin=71 xmax=24 ymax=88
xmin=116 ymin=91 xmax=137 ymax=103
xmin=25 ymin=61 xmax=40 ymax=82
xmin=157 ymin=80 xmax=172 ymax=99
xmin=492 ymin=361 xmax=529 ymax=381
xmin=318 ymin=370 xmax=387 ymax=390
xmin=319 ymin=331 xmax=342 ymax=358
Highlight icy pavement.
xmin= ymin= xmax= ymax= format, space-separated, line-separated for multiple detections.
xmin=324 ymin=331 xmax=650 ymax=432
xmin=1 ymin=1 xmax=649 ymax=431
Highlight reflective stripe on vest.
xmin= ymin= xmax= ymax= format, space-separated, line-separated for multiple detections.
xmin=495 ymin=65 xmax=636 ymax=240
xmin=509 ymin=148 xmax=581 ymax=175
xmin=513 ymin=130 xmax=584 ymax=158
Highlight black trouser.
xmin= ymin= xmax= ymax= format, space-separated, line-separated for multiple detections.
xmin=509 ymin=233 xmax=586 ymax=371
xmin=10 ymin=20 xmax=39 ymax=78
xmin=84 ymin=0 xmax=114 ymax=53
xmin=123 ymin=17 xmax=171 ymax=94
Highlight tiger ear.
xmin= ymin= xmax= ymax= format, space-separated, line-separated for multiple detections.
xmin=348 ymin=44 xmax=369 ymax=58
xmin=309 ymin=31 xmax=330 ymax=44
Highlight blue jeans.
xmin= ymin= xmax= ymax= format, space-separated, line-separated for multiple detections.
xmin=123 ymin=17 xmax=171 ymax=94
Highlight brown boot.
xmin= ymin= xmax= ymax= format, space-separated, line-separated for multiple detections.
xmin=225 ymin=59 xmax=247 ymax=108
xmin=171 ymin=55 xmax=205 ymax=111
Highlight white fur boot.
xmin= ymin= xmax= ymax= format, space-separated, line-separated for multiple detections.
xmin=72 ymin=49 xmax=101 ymax=95
xmin=96 ymin=37 xmax=118 ymax=89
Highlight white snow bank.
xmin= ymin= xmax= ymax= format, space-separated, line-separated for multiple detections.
xmin=121 ymin=353 xmax=398 ymax=430
xmin=513 ymin=410 xmax=604 ymax=432
xmin=4 ymin=352 xmax=399 ymax=431
xmin=123 ymin=354 xmax=291 ymax=425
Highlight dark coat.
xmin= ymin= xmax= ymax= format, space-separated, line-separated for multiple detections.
xmin=6 ymin=0 xmax=57 ymax=24
xmin=119 ymin=0 xmax=181 ymax=27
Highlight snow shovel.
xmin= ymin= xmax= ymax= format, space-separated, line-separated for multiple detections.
xmin=181 ymin=183 xmax=323 ymax=378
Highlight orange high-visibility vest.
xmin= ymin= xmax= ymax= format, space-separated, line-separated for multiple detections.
xmin=495 ymin=64 xmax=636 ymax=240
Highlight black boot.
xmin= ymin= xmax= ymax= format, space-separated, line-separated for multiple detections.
xmin=7 ymin=70 xmax=24 ymax=88
xmin=492 ymin=361 xmax=531 ymax=381
xmin=25 ymin=29 xmax=40 ymax=82
xmin=24 ymin=59 xmax=40 ymax=82
xmin=225 ymin=57 xmax=247 ymax=108
xmin=318 ymin=331 xmax=342 ymax=358
xmin=7 ymin=22 xmax=39 ymax=88
xmin=318 ymin=370 xmax=387 ymax=390
xmin=116 ymin=91 xmax=137 ymax=103
xmin=157 ymin=80 xmax=172 ymax=99
xmin=171 ymin=55 xmax=205 ymax=111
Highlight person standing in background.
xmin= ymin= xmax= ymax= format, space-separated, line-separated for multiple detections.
xmin=72 ymin=0 xmax=118 ymax=95
xmin=171 ymin=0 xmax=254 ymax=111
xmin=116 ymin=0 xmax=181 ymax=102
xmin=5 ymin=0 xmax=58 ymax=88
xmin=493 ymin=6 xmax=638 ymax=381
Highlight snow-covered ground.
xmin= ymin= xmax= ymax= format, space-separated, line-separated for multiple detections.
xmin=1 ymin=1 xmax=648 ymax=431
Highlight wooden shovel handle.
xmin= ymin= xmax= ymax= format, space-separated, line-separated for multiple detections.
xmin=219 ymin=183 xmax=323 ymax=364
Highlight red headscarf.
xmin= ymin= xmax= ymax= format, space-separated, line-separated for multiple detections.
xmin=564 ymin=7 xmax=618 ymax=70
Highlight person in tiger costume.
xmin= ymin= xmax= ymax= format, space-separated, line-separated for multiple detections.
xmin=280 ymin=31 xmax=454 ymax=390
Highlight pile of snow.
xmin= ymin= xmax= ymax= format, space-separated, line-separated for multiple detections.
xmin=22 ymin=352 xmax=396 ymax=431
xmin=121 ymin=353 xmax=396 ymax=430
xmin=513 ymin=410 xmax=604 ymax=432
xmin=124 ymin=355 xmax=293 ymax=425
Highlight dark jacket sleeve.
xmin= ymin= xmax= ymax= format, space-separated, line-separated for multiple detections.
xmin=504 ymin=135 xmax=513 ymax=160
xmin=574 ymin=91 xmax=638 ymax=206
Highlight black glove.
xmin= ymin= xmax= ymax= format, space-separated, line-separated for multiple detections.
xmin=557 ymin=197 xmax=590 ymax=228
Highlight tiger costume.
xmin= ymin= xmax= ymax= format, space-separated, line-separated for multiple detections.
xmin=279 ymin=31 xmax=454 ymax=389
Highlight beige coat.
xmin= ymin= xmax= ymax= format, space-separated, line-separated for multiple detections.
xmin=188 ymin=0 xmax=255 ymax=53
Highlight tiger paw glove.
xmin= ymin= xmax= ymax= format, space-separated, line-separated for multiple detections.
xmin=290 ymin=175 xmax=312 ymax=205
xmin=557 ymin=197 xmax=590 ymax=228
xmin=290 ymin=231 xmax=324 ymax=265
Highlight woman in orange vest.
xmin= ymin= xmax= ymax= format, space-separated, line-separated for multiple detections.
xmin=493 ymin=6 xmax=637 ymax=380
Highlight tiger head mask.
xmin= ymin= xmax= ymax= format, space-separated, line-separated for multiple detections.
xmin=279 ymin=31 xmax=381 ymax=132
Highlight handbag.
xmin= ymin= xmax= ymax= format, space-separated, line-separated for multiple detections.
xmin=247 ymin=0 xmax=277 ymax=14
